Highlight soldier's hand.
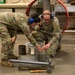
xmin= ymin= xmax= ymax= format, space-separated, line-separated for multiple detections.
xmin=41 ymin=46 xmax=46 ymax=51
xmin=36 ymin=45 xmax=45 ymax=52
xmin=11 ymin=36 xmax=16 ymax=42
xmin=42 ymin=43 xmax=51 ymax=50
xmin=36 ymin=45 xmax=42 ymax=52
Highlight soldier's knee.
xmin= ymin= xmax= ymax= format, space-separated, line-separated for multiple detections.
xmin=31 ymin=31 xmax=39 ymax=37
xmin=32 ymin=31 xmax=38 ymax=34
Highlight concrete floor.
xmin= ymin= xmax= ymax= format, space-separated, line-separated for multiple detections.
xmin=0 ymin=33 xmax=75 ymax=75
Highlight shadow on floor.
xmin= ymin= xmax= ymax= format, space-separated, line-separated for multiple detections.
xmin=54 ymin=50 xmax=75 ymax=65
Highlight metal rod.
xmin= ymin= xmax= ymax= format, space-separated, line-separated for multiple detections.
xmin=9 ymin=59 xmax=50 ymax=65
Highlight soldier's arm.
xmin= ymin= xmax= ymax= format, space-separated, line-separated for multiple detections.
xmin=7 ymin=28 xmax=17 ymax=42
xmin=34 ymin=25 xmax=40 ymax=31
xmin=18 ymin=21 xmax=42 ymax=51
xmin=49 ymin=17 xmax=61 ymax=45
xmin=34 ymin=18 xmax=44 ymax=31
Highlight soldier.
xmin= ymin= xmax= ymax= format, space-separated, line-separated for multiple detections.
xmin=0 ymin=12 xmax=41 ymax=67
xmin=32 ymin=10 xmax=62 ymax=60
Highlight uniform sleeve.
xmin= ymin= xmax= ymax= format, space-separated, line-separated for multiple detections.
xmin=34 ymin=24 xmax=40 ymax=31
xmin=15 ymin=13 xmax=38 ymax=47
xmin=18 ymin=21 xmax=38 ymax=47
xmin=49 ymin=17 xmax=62 ymax=45
xmin=8 ymin=28 xmax=17 ymax=38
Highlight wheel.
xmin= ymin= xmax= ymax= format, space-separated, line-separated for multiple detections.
xmin=47 ymin=67 xmax=52 ymax=74
xmin=18 ymin=45 xmax=26 ymax=55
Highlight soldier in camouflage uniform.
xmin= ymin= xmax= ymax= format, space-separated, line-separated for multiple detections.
xmin=0 ymin=12 xmax=41 ymax=67
xmin=32 ymin=10 xmax=62 ymax=60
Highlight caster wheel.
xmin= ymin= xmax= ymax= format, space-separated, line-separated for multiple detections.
xmin=47 ymin=67 xmax=52 ymax=74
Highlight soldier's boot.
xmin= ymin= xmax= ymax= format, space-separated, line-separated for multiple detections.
xmin=7 ymin=54 xmax=18 ymax=60
xmin=46 ymin=55 xmax=55 ymax=70
xmin=0 ymin=59 xmax=14 ymax=67
xmin=0 ymin=54 xmax=18 ymax=67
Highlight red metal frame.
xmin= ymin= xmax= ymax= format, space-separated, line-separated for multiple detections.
xmin=25 ymin=0 xmax=69 ymax=34
xmin=25 ymin=0 xmax=37 ymax=16
xmin=57 ymin=0 xmax=69 ymax=34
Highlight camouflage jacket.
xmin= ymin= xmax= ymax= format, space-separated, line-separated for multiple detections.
xmin=35 ymin=17 xmax=62 ymax=45
xmin=0 ymin=12 xmax=38 ymax=46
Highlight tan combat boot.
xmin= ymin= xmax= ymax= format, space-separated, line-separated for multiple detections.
xmin=7 ymin=54 xmax=18 ymax=60
xmin=0 ymin=59 xmax=14 ymax=67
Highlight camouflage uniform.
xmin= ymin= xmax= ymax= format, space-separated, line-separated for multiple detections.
xmin=0 ymin=12 xmax=38 ymax=60
xmin=32 ymin=17 xmax=62 ymax=57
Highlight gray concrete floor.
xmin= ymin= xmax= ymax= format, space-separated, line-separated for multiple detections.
xmin=0 ymin=33 xmax=75 ymax=75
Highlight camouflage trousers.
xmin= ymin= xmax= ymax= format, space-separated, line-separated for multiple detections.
xmin=32 ymin=31 xmax=60 ymax=57
xmin=0 ymin=23 xmax=16 ymax=60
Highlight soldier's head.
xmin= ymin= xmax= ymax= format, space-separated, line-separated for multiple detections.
xmin=43 ymin=10 xmax=51 ymax=23
xmin=42 ymin=10 xmax=54 ymax=23
xmin=28 ymin=13 xmax=40 ymax=26
xmin=28 ymin=13 xmax=41 ymax=31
